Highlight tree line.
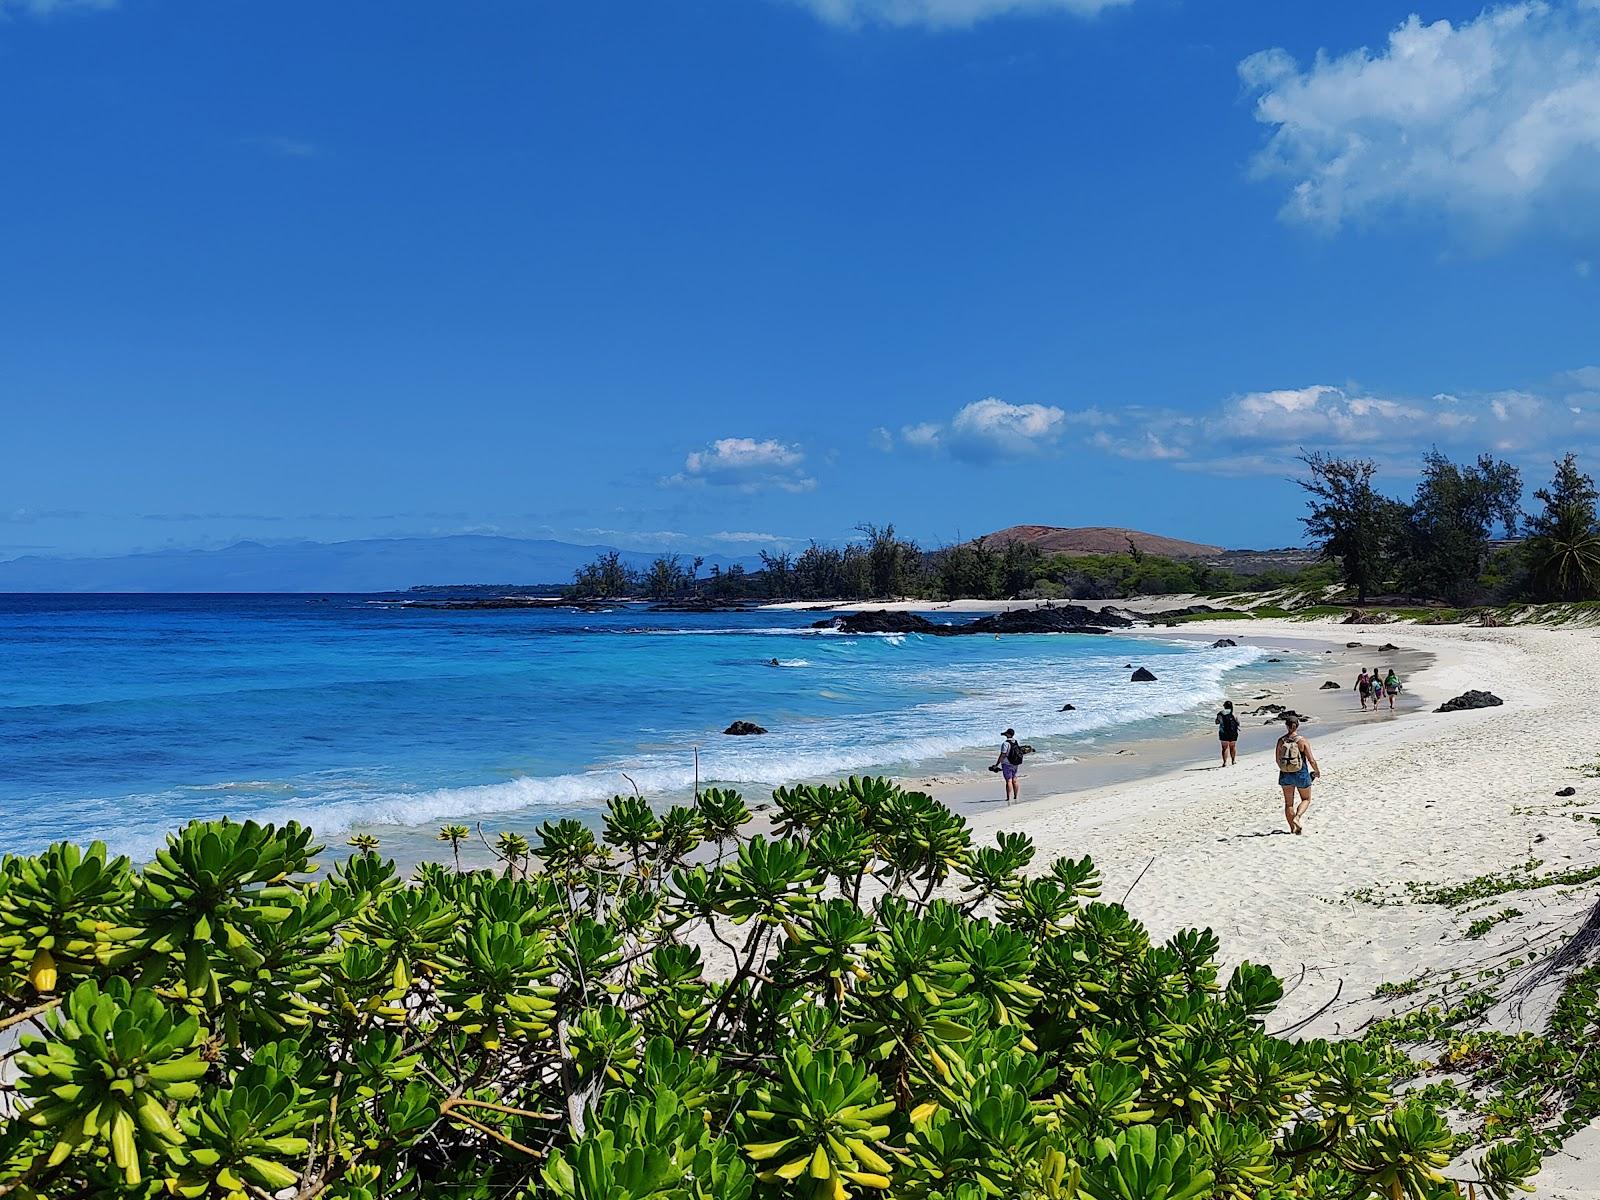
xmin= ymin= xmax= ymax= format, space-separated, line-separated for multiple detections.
xmin=570 ymin=524 xmax=1314 ymax=603
xmin=1298 ymin=449 xmax=1600 ymax=605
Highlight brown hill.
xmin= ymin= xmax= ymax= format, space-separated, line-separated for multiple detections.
xmin=978 ymin=525 xmax=1223 ymax=559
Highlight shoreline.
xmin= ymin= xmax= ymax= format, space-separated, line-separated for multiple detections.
xmin=908 ymin=629 xmax=1433 ymax=816
xmin=356 ymin=627 xmax=1359 ymax=872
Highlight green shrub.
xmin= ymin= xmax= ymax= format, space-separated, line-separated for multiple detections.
xmin=0 ymin=785 xmax=1539 ymax=1198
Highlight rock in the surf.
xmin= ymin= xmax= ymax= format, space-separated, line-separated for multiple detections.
xmin=1130 ymin=667 xmax=1157 ymax=682
xmin=724 ymin=720 xmax=768 ymax=736
xmin=1320 ymin=680 xmax=1340 ymax=689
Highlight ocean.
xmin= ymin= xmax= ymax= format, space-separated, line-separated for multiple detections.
xmin=0 ymin=595 xmax=1294 ymax=859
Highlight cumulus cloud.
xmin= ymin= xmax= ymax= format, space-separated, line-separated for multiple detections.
xmin=1240 ymin=1 xmax=1600 ymax=234
xmin=666 ymin=437 xmax=816 ymax=493
xmin=786 ymin=0 xmax=1130 ymax=31
xmin=1077 ymin=378 xmax=1600 ymax=475
xmin=893 ymin=398 xmax=1070 ymax=462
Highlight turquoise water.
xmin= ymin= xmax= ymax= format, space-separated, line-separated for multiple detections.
xmin=0 ymin=596 xmax=1286 ymax=858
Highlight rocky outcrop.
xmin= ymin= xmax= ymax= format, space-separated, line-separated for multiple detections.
xmin=1211 ymin=638 xmax=1237 ymax=648
xmin=812 ymin=611 xmax=946 ymax=635
xmin=1434 ymin=691 xmax=1503 ymax=713
xmin=1378 ymin=642 xmax=1399 ymax=652
xmin=963 ymin=605 xmax=1132 ymax=635
xmin=813 ymin=605 xmax=1132 ymax=637
xmin=1130 ymin=667 xmax=1157 ymax=682
xmin=1342 ymin=610 xmax=1392 ymax=625
xmin=724 ymin=721 xmax=768 ymax=736
xmin=1557 ymin=786 xmax=1578 ymax=798
xmin=1059 ymin=703 xmax=1076 ymax=712
xmin=651 ymin=598 xmax=754 ymax=612
xmin=1264 ymin=710 xmax=1311 ymax=725
xmin=1320 ymin=681 xmax=1340 ymax=689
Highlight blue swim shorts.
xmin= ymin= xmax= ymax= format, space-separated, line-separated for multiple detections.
xmin=1278 ymin=766 xmax=1312 ymax=789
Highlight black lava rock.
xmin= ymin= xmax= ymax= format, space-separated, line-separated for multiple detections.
xmin=1059 ymin=703 xmax=1076 ymax=711
xmin=1434 ymin=691 xmax=1503 ymax=713
xmin=1211 ymin=638 xmax=1238 ymax=648
xmin=724 ymin=721 xmax=768 ymax=736
xmin=1556 ymin=786 xmax=1578 ymax=797
xmin=1320 ymin=681 xmax=1341 ymax=689
xmin=1379 ymin=642 xmax=1399 ymax=652
xmin=812 ymin=611 xmax=944 ymax=635
xmin=1130 ymin=667 xmax=1157 ymax=682
xmin=963 ymin=605 xmax=1132 ymax=635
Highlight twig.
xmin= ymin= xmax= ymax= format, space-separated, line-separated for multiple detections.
xmin=1121 ymin=856 xmax=1157 ymax=905
xmin=1269 ymin=978 xmax=1344 ymax=1037
xmin=440 ymin=1098 xmax=544 ymax=1157
xmin=0 ymin=998 xmax=60 ymax=1034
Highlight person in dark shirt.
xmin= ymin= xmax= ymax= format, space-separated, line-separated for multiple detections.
xmin=1214 ymin=700 xmax=1240 ymax=766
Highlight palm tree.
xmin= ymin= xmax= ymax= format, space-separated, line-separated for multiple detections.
xmin=436 ymin=824 xmax=470 ymax=872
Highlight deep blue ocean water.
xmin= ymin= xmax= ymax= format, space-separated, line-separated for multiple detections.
xmin=0 ymin=595 xmax=1287 ymax=858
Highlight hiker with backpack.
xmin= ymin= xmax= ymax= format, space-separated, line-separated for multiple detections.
xmin=1214 ymin=700 xmax=1240 ymax=766
xmin=994 ymin=727 xmax=1024 ymax=803
xmin=1275 ymin=714 xmax=1319 ymax=834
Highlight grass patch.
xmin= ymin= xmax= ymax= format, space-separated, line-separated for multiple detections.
xmin=1408 ymin=860 xmax=1600 ymax=907
xmin=1466 ymin=907 xmax=1523 ymax=940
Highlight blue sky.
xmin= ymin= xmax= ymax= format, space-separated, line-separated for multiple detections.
xmin=3 ymin=0 xmax=1599 ymax=560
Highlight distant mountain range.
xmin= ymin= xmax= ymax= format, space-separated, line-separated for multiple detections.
xmin=0 ymin=536 xmax=762 ymax=594
xmin=979 ymin=525 xmax=1225 ymax=558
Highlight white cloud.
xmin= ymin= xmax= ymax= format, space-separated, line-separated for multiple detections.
xmin=1241 ymin=1 xmax=1600 ymax=234
xmin=667 ymin=437 xmax=816 ymax=493
xmin=897 ymin=397 xmax=1069 ymax=462
xmin=1072 ymin=375 xmax=1600 ymax=476
xmin=787 ymin=0 xmax=1130 ymax=31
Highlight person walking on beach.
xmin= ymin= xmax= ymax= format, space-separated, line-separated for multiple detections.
xmin=994 ymin=728 xmax=1023 ymax=804
xmin=1214 ymin=700 xmax=1240 ymax=767
xmin=1275 ymin=714 xmax=1319 ymax=834
xmin=1384 ymin=667 xmax=1401 ymax=710
xmin=1370 ymin=671 xmax=1385 ymax=708
xmin=1355 ymin=668 xmax=1373 ymax=711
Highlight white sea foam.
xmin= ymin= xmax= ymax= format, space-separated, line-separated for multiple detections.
xmin=247 ymin=642 xmax=1272 ymax=837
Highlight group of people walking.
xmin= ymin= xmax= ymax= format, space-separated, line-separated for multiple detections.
xmin=991 ymin=659 xmax=1401 ymax=834
xmin=1356 ymin=666 xmax=1401 ymax=711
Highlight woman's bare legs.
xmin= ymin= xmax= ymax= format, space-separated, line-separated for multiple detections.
xmin=1282 ymin=785 xmax=1300 ymax=832
xmin=1293 ymin=788 xmax=1313 ymax=831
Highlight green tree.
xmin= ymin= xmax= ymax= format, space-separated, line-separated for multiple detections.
xmin=1525 ymin=453 xmax=1600 ymax=601
xmin=571 ymin=550 xmax=638 ymax=599
xmin=997 ymin=539 xmax=1043 ymax=598
xmin=644 ymin=555 xmax=690 ymax=601
xmin=1401 ymin=450 xmax=1522 ymax=604
xmin=1295 ymin=453 xmax=1404 ymax=603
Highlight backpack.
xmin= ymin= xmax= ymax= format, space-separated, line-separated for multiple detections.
xmin=1006 ymin=739 xmax=1024 ymax=766
xmin=1278 ymin=735 xmax=1303 ymax=772
xmin=1219 ymin=711 xmax=1239 ymax=739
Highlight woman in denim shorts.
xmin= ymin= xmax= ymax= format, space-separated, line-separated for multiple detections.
xmin=1275 ymin=714 xmax=1320 ymax=834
